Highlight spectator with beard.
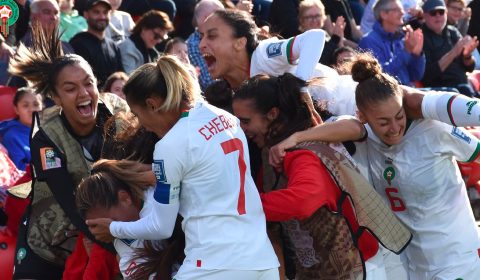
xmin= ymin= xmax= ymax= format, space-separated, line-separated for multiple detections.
xmin=70 ymin=0 xmax=124 ymax=88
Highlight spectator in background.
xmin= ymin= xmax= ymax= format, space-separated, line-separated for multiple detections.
xmin=117 ymin=0 xmax=176 ymax=21
xmin=70 ymin=0 xmax=124 ymax=88
xmin=165 ymin=37 xmax=198 ymax=81
xmin=298 ymin=0 xmax=346 ymax=65
xmin=0 ymin=34 xmax=14 ymax=84
xmin=358 ymin=0 xmax=425 ymax=86
xmin=446 ymin=0 xmax=470 ymax=36
xmin=269 ymin=0 xmax=300 ymax=38
xmin=187 ymin=0 xmax=224 ymax=91
xmin=59 ymin=0 xmax=88 ymax=42
xmin=0 ymin=87 xmax=42 ymax=171
xmin=118 ymin=10 xmax=173 ymax=74
xmin=103 ymin=71 xmax=128 ymax=99
xmin=468 ymin=0 xmax=480 ymax=52
xmin=165 ymin=37 xmax=189 ymax=65
xmin=105 ymin=0 xmax=135 ymax=43
xmin=349 ymin=0 xmax=365 ymax=25
xmin=21 ymin=0 xmax=74 ymax=53
xmin=361 ymin=0 xmax=423 ymax=34
xmin=322 ymin=0 xmax=363 ymax=42
xmin=8 ymin=0 xmax=74 ymax=88
xmin=332 ymin=46 xmax=355 ymax=72
xmin=421 ymin=0 xmax=479 ymax=97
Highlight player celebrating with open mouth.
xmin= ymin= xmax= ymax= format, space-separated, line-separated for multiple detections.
xmin=86 ymin=55 xmax=280 ymax=280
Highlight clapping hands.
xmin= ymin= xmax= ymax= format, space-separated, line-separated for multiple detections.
xmin=404 ymin=25 xmax=424 ymax=56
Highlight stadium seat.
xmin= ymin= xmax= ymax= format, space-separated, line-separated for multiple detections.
xmin=0 ymin=231 xmax=15 ymax=280
xmin=0 ymin=86 xmax=17 ymax=121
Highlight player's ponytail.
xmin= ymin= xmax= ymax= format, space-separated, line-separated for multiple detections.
xmin=349 ymin=53 xmax=402 ymax=111
xmin=123 ymin=55 xmax=201 ymax=112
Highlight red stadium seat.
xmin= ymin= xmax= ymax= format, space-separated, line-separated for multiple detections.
xmin=0 ymin=86 xmax=17 ymax=121
xmin=0 ymin=230 xmax=16 ymax=280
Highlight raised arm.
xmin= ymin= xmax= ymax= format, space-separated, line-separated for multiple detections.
xmin=290 ymin=29 xmax=326 ymax=80
xmin=269 ymin=118 xmax=365 ymax=168
xmin=421 ymin=92 xmax=480 ymax=127
xmin=402 ymin=86 xmax=480 ymax=127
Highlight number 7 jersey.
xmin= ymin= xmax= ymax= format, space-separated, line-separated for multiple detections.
xmin=152 ymin=101 xmax=279 ymax=270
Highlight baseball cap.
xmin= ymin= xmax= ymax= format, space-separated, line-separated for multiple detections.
xmin=422 ymin=0 xmax=446 ymax=13
xmin=85 ymin=0 xmax=112 ymax=11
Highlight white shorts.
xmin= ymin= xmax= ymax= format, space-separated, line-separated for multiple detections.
xmin=173 ymin=266 xmax=280 ymax=280
xmin=408 ymin=250 xmax=480 ymax=280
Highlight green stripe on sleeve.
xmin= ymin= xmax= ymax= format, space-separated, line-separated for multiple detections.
xmin=286 ymin=37 xmax=296 ymax=65
xmin=447 ymin=95 xmax=457 ymax=126
xmin=467 ymin=142 xmax=480 ymax=162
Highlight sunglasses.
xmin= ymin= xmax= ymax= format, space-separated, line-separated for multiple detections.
xmin=428 ymin=9 xmax=445 ymax=16
xmin=152 ymin=30 xmax=168 ymax=40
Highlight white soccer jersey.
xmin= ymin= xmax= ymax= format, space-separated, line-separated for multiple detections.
xmin=359 ymin=119 xmax=480 ymax=271
xmin=114 ymin=188 xmax=165 ymax=279
xmin=308 ymin=75 xmax=358 ymax=116
xmin=114 ymin=239 xmax=148 ymax=280
xmin=152 ymin=101 xmax=279 ymax=270
xmin=249 ymin=34 xmax=359 ymax=117
xmin=249 ymin=36 xmax=337 ymax=80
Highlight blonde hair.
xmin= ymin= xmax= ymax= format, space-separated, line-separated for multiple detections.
xmin=76 ymin=159 xmax=153 ymax=217
xmin=299 ymin=0 xmax=326 ymax=19
xmin=124 ymin=55 xmax=201 ymax=112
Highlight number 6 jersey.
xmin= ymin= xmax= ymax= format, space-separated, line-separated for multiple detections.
xmin=358 ymin=119 xmax=480 ymax=271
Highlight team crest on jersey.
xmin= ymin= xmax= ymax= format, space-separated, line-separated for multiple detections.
xmin=266 ymin=42 xmax=283 ymax=58
xmin=383 ymin=167 xmax=395 ymax=185
xmin=40 ymin=147 xmax=61 ymax=170
xmin=466 ymin=101 xmax=477 ymax=115
xmin=153 ymin=160 xmax=167 ymax=182
xmin=451 ymin=127 xmax=471 ymax=144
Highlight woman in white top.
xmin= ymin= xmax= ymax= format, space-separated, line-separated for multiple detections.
xmin=270 ymin=54 xmax=480 ymax=280
xmin=85 ymin=55 xmax=280 ymax=280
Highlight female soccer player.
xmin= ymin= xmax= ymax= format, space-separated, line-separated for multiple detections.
xmin=77 ymin=159 xmax=183 ymax=279
xmin=270 ymin=54 xmax=480 ymax=280
xmin=85 ymin=55 xmax=280 ymax=280
xmin=199 ymin=9 xmax=330 ymax=123
xmin=232 ymin=73 xmax=411 ymax=280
